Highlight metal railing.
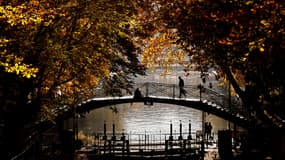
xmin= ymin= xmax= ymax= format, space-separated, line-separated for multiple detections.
xmin=78 ymin=131 xmax=207 ymax=158
xmin=90 ymin=82 xmax=247 ymax=118
xmin=11 ymin=82 xmax=248 ymax=160
xmin=10 ymin=131 xmax=40 ymax=160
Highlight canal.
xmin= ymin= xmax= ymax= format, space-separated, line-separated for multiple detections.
xmin=66 ymin=68 xmax=230 ymax=144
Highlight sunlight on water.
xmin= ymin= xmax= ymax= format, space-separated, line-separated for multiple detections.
xmin=77 ymin=103 xmax=202 ymax=135
xmin=73 ymin=69 xmax=229 ymax=140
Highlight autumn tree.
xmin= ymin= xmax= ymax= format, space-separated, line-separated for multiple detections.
xmin=138 ymin=0 xmax=285 ymax=157
xmin=142 ymin=0 xmax=285 ymax=128
xmin=140 ymin=29 xmax=189 ymax=75
xmin=135 ymin=1 xmax=285 ymax=158
xmin=0 ymin=0 xmax=145 ymax=158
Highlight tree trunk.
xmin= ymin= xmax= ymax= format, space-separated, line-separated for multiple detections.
xmin=0 ymin=72 xmax=36 ymax=159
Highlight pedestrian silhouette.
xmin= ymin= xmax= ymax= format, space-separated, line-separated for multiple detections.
xmin=134 ymin=88 xmax=143 ymax=99
xmin=208 ymin=122 xmax=213 ymax=138
xmin=205 ymin=122 xmax=213 ymax=142
xmin=178 ymin=76 xmax=186 ymax=98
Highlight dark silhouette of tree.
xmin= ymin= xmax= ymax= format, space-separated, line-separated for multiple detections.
xmin=0 ymin=0 xmax=145 ymax=158
xmin=142 ymin=0 xmax=285 ymax=129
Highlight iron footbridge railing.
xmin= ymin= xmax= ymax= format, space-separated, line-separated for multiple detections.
xmin=83 ymin=82 xmax=250 ymax=122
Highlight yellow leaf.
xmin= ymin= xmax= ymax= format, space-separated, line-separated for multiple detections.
xmin=26 ymin=74 xmax=31 ymax=78
xmin=260 ymin=20 xmax=270 ymax=27
xmin=245 ymin=1 xmax=253 ymax=5
xmin=249 ymin=41 xmax=255 ymax=46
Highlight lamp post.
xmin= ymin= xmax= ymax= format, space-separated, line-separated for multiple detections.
xmin=187 ymin=120 xmax=191 ymax=140
xmin=198 ymin=75 xmax=206 ymax=157
xmin=228 ymin=80 xmax=231 ymax=130
xmin=72 ymin=76 xmax=78 ymax=153
xmin=179 ymin=120 xmax=183 ymax=140
xmin=169 ymin=120 xmax=173 ymax=141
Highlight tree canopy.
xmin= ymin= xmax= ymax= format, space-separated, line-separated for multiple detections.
xmin=1 ymin=0 xmax=284 ymax=128
xmin=1 ymin=1 xmax=285 ymax=159
xmin=0 ymin=0 xmax=145 ymax=123
xmin=140 ymin=0 xmax=285 ymax=128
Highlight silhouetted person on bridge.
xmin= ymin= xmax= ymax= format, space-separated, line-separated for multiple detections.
xmin=134 ymin=88 xmax=143 ymax=99
xmin=178 ymin=76 xmax=186 ymax=98
xmin=205 ymin=122 xmax=213 ymax=143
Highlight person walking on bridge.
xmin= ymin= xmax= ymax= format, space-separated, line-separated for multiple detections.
xmin=178 ymin=76 xmax=186 ymax=98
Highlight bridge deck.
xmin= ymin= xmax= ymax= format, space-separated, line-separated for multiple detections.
xmin=75 ymin=82 xmax=254 ymax=129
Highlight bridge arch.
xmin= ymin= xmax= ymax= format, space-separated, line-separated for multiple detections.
xmin=77 ymin=96 xmax=253 ymax=129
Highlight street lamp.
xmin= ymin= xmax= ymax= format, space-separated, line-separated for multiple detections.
xmin=72 ymin=76 xmax=78 ymax=152
xmin=228 ymin=80 xmax=231 ymax=130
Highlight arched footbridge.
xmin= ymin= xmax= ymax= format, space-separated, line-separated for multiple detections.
xmin=76 ymin=82 xmax=255 ymax=129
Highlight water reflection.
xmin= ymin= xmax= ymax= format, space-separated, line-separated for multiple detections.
xmin=74 ymin=69 xmax=229 ymax=139
xmin=77 ymin=102 xmax=229 ymax=137
xmin=77 ymin=102 xmax=202 ymax=134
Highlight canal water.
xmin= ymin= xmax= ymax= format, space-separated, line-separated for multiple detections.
xmin=69 ymin=68 xmax=229 ymax=143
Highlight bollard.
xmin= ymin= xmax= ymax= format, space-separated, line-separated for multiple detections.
xmin=169 ymin=121 xmax=173 ymax=141
xmin=188 ymin=120 xmax=192 ymax=140
xmin=121 ymin=131 xmax=125 ymax=141
xmin=112 ymin=123 xmax=116 ymax=141
xmin=179 ymin=120 xmax=183 ymax=140
xmin=103 ymin=121 xmax=107 ymax=140
xmin=165 ymin=140 xmax=168 ymax=151
xmin=218 ymin=130 xmax=233 ymax=160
